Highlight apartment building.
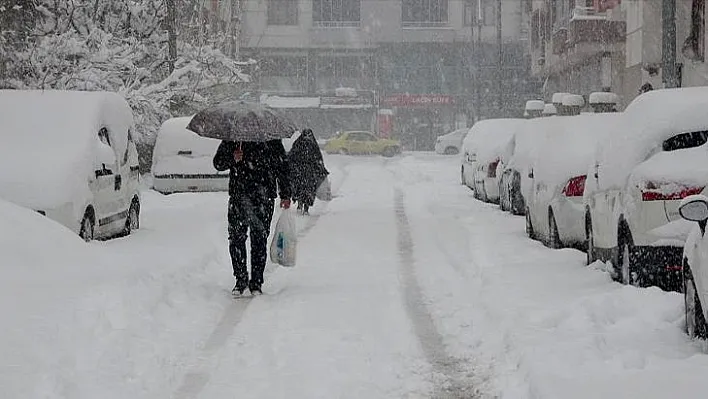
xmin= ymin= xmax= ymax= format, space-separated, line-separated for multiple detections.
xmin=528 ymin=0 xmax=626 ymax=106
xmin=239 ymin=0 xmax=537 ymax=150
xmin=624 ymin=0 xmax=708 ymax=100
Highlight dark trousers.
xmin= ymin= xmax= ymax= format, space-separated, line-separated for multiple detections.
xmin=228 ymin=192 xmax=275 ymax=286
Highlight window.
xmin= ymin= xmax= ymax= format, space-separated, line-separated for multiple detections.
xmin=313 ymin=0 xmax=361 ymax=27
xmin=402 ymin=0 xmax=449 ymax=27
xmin=98 ymin=127 xmax=111 ymax=146
xmin=267 ymin=0 xmax=298 ymax=25
xmin=482 ymin=0 xmax=495 ymax=26
xmin=662 ymin=131 xmax=708 ymax=151
xmin=684 ymin=0 xmax=706 ymax=61
xmin=259 ymin=56 xmax=308 ymax=93
xmin=463 ymin=0 xmax=479 ymax=26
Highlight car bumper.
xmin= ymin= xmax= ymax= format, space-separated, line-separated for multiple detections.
xmin=554 ymin=197 xmax=586 ymax=245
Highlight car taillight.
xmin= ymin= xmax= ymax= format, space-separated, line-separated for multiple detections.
xmin=562 ymin=175 xmax=586 ymax=197
xmin=641 ymin=182 xmax=705 ymax=201
xmin=487 ymin=159 xmax=500 ymax=178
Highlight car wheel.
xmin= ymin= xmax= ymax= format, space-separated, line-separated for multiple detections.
xmin=684 ymin=260 xmax=708 ymax=339
xmin=79 ymin=210 xmax=95 ymax=242
xmin=525 ymin=209 xmax=536 ymax=240
xmin=619 ymin=235 xmax=639 ymax=286
xmin=123 ymin=199 xmax=140 ymax=235
xmin=549 ymin=211 xmax=562 ymax=249
xmin=382 ymin=147 xmax=397 ymax=157
xmin=586 ymin=213 xmax=595 ymax=265
xmin=444 ymin=146 xmax=459 ymax=155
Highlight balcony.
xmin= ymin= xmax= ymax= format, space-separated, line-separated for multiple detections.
xmin=551 ymin=7 xmax=625 ymax=54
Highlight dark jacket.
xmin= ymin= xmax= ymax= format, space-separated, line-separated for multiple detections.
xmin=288 ymin=131 xmax=328 ymax=205
xmin=213 ymin=140 xmax=291 ymax=200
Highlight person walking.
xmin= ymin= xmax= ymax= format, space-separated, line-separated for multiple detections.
xmin=213 ymin=140 xmax=291 ymax=296
xmin=288 ymin=129 xmax=329 ymax=215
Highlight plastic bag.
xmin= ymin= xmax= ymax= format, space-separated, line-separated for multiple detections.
xmin=270 ymin=209 xmax=297 ymax=267
xmin=316 ymin=176 xmax=332 ymax=201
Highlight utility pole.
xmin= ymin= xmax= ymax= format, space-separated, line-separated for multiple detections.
xmin=662 ymin=0 xmax=679 ymax=88
xmin=496 ymin=0 xmax=503 ymax=115
xmin=476 ymin=0 xmax=483 ymax=121
xmin=166 ymin=0 xmax=177 ymax=73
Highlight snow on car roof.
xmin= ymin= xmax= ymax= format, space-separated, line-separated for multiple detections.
xmin=464 ymin=118 xmax=525 ymax=164
xmin=597 ymin=87 xmax=708 ymax=189
xmin=534 ymin=113 xmax=622 ymax=189
xmin=0 ymin=90 xmax=133 ymax=209
xmin=152 ymin=116 xmax=226 ymax=176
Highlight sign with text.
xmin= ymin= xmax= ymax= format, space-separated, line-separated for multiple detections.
xmin=383 ymin=94 xmax=456 ymax=107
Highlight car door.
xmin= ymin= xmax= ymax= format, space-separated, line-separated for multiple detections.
xmin=93 ymin=128 xmax=119 ymax=227
xmin=347 ymin=133 xmax=366 ymax=154
xmin=362 ymin=132 xmax=378 ymax=154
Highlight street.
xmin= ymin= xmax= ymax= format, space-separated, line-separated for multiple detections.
xmin=9 ymin=153 xmax=708 ymax=398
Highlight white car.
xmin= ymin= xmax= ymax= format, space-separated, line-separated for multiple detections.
xmin=461 ymin=127 xmax=477 ymax=188
xmin=0 ymin=90 xmax=141 ymax=241
xmin=679 ymin=195 xmax=708 ymax=339
xmin=585 ymin=87 xmax=708 ymax=290
xmin=152 ymin=116 xmax=229 ymax=194
xmin=471 ymin=119 xmax=524 ymax=204
xmin=498 ymin=119 xmax=543 ymax=215
xmin=435 ymin=128 xmax=468 ymax=155
xmin=525 ymin=113 xmax=619 ymax=249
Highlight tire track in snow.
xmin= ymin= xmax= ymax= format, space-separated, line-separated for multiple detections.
xmin=174 ymin=162 xmax=351 ymax=399
xmin=394 ymin=188 xmax=480 ymax=398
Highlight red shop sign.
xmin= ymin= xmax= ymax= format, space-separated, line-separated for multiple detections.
xmin=383 ymin=94 xmax=456 ymax=107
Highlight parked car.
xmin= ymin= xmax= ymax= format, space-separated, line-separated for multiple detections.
xmin=524 ymin=114 xmax=619 ymax=249
xmin=679 ymin=194 xmax=708 ymax=339
xmin=0 ymin=90 xmax=140 ymax=241
xmin=435 ymin=128 xmax=468 ymax=155
xmin=152 ymin=116 xmax=229 ymax=194
xmin=461 ymin=127 xmax=477 ymax=188
xmin=585 ymin=87 xmax=708 ymax=290
xmin=498 ymin=119 xmax=543 ymax=215
xmin=471 ymin=119 xmax=524 ymax=204
xmin=324 ymin=131 xmax=401 ymax=157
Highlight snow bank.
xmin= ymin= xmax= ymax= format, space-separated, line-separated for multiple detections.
xmin=152 ymin=116 xmax=226 ymax=176
xmin=543 ymin=103 xmax=557 ymax=116
xmin=0 ymin=90 xmax=133 ymax=209
xmin=589 ymin=92 xmax=619 ymax=104
xmin=525 ymin=100 xmax=545 ymax=112
xmin=598 ymin=87 xmax=708 ymax=190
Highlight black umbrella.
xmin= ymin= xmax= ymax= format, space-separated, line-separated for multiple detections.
xmin=186 ymin=101 xmax=297 ymax=142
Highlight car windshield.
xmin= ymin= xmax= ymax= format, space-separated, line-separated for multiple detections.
xmin=663 ymin=131 xmax=708 ymax=151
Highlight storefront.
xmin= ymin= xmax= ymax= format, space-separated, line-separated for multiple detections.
xmin=381 ymin=94 xmax=462 ymax=151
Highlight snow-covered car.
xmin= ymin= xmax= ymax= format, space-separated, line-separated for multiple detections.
xmin=525 ymin=113 xmax=620 ymax=249
xmin=498 ymin=119 xmax=542 ymax=215
xmin=679 ymin=195 xmax=708 ymax=339
xmin=468 ymin=119 xmax=524 ymax=203
xmin=0 ymin=90 xmax=141 ymax=241
xmin=585 ymin=87 xmax=708 ymax=289
xmin=152 ymin=116 xmax=229 ymax=194
xmin=435 ymin=128 xmax=467 ymax=155
xmin=461 ymin=127 xmax=477 ymax=188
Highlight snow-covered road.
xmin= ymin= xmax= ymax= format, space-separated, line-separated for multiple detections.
xmin=6 ymin=153 xmax=708 ymax=398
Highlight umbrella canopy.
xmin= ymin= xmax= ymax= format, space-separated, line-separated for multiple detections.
xmin=186 ymin=101 xmax=297 ymax=142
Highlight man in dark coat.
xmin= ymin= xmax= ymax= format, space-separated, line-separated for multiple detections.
xmin=288 ymin=129 xmax=329 ymax=215
xmin=213 ymin=140 xmax=291 ymax=296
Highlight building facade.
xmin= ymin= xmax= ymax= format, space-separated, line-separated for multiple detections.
xmin=528 ymin=0 xmax=626 ymax=106
xmin=239 ymin=0 xmax=537 ymax=150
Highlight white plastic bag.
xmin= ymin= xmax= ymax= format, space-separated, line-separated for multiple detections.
xmin=270 ymin=209 xmax=297 ymax=267
xmin=316 ymin=176 xmax=332 ymax=201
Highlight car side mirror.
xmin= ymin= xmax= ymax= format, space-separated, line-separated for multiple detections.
xmin=680 ymin=195 xmax=708 ymax=234
xmin=528 ymin=170 xmax=534 ymax=179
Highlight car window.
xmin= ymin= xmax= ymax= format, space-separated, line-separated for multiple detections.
xmin=363 ymin=133 xmax=377 ymax=141
xmin=98 ymin=127 xmax=111 ymax=146
xmin=662 ymin=130 xmax=708 ymax=151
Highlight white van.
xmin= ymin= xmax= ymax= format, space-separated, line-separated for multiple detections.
xmin=0 ymin=90 xmax=141 ymax=241
xmin=152 ymin=116 xmax=229 ymax=194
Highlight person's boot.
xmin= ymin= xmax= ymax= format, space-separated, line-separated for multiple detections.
xmin=303 ymin=204 xmax=310 ymax=215
xmin=249 ymin=280 xmax=263 ymax=296
xmin=232 ymin=279 xmax=248 ymax=298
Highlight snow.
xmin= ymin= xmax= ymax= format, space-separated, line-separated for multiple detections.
xmin=630 ymin=144 xmax=708 ymax=189
xmin=589 ymin=91 xmax=620 ymax=104
xmin=5 ymin=153 xmax=708 ymax=398
xmin=552 ymin=92 xmax=570 ymax=104
xmin=535 ymin=113 xmax=622 ymax=190
xmin=525 ymin=100 xmax=545 ymax=111
xmin=542 ymin=103 xmax=557 ymax=116
xmin=0 ymin=90 xmax=133 ymax=209
xmin=562 ymin=94 xmax=585 ymax=107
xmin=466 ymin=118 xmax=525 ymax=165
xmin=598 ymin=87 xmax=708 ymax=190
xmin=261 ymin=95 xmax=320 ymax=109
xmin=152 ymin=116 xmax=226 ymax=176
